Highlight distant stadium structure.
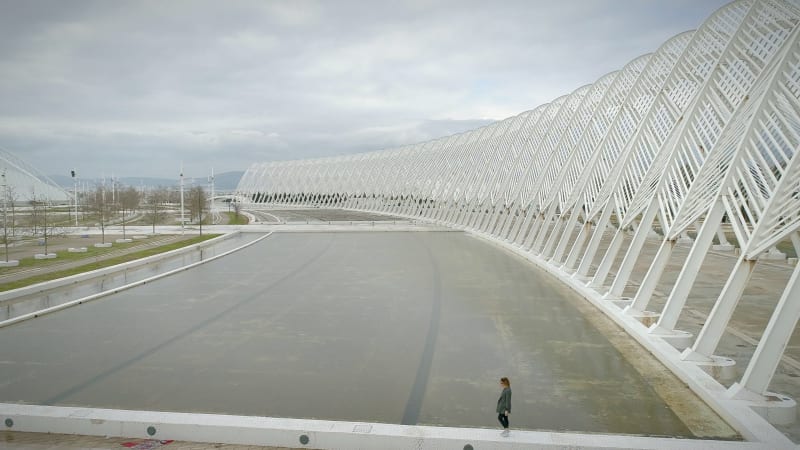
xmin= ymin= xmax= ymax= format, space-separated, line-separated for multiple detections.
xmin=238 ymin=0 xmax=800 ymax=437
xmin=0 ymin=147 xmax=70 ymax=203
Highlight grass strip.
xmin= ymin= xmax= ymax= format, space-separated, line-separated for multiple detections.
xmin=224 ymin=211 xmax=250 ymax=225
xmin=0 ymin=234 xmax=219 ymax=292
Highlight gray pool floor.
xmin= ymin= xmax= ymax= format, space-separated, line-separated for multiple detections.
xmin=0 ymin=232 xmax=736 ymax=438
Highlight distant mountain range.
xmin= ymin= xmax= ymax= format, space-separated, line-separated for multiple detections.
xmin=48 ymin=171 xmax=244 ymax=191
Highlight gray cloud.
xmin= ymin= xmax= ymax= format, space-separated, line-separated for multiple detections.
xmin=0 ymin=0 xmax=730 ymax=179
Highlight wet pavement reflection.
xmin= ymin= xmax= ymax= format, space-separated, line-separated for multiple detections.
xmin=0 ymin=232 xmax=736 ymax=438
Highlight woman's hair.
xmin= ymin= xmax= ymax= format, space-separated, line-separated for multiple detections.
xmin=500 ymin=377 xmax=510 ymax=386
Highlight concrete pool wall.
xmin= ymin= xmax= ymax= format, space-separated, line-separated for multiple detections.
xmin=0 ymin=231 xmax=745 ymax=446
xmin=0 ymin=232 xmax=268 ymax=324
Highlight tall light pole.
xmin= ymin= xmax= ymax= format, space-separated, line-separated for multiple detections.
xmin=210 ymin=167 xmax=215 ymax=223
xmin=180 ymin=163 xmax=185 ymax=235
xmin=71 ymin=169 xmax=78 ymax=226
xmin=2 ymin=169 xmax=8 ymax=262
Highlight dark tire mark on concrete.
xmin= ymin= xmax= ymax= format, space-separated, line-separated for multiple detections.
xmin=401 ymin=234 xmax=442 ymax=425
xmin=43 ymin=234 xmax=336 ymax=406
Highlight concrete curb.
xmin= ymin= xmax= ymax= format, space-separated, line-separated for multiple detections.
xmin=0 ymin=404 xmax=772 ymax=450
xmin=0 ymin=232 xmax=273 ymax=328
xmin=0 ymin=232 xmax=239 ymax=304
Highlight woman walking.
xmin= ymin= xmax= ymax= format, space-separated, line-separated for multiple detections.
xmin=496 ymin=377 xmax=512 ymax=436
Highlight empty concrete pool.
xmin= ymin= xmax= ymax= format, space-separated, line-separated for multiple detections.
xmin=0 ymin=231 xmax=737 ymax=438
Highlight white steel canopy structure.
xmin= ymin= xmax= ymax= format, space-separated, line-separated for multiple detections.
xmin=238 ymin=0 xmax=800 ymax=442
xmin=0 ymin=147 xmax=70 ymax=203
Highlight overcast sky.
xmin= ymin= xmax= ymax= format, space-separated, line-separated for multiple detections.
xmin=0 ymin=0 xmax=731 ymax=180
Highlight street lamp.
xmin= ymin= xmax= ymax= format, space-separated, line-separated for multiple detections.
xmin=210 ymin=167 xmax=215 ymax=223
xmin=71 ymin=169 xmax=78 ymax=226
xmin=2 ymin=169 xmax=8 ymax=262
xmin=180 ymin=163 xmax=185 ymax=235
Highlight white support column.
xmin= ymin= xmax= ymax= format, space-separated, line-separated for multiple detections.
xmin=651 ymin=199 xmax=727 ymax=333
xmin=606 ymin=200 xmax=660 ymax=298
xmin=466 ymin=203 xmax=482 ymax=229
xmin=460 ymin=205 xmax=474 ymax=228
xmin=476 ymin=207 xmax=490 ymax=232
xmin=477 ymin=205 xmax=491 ymax=230
xmin=455 ymin=202 xmax=470 ymax=227
xmin=530 ymin=205 xmax=556 ymax=253
xmin=731 ymin=233 xmax=800 ymax=396
xmin=522 ymin=214 xmax=545 ymax=250
xmin=564 ymin=220 xmax=591 ymax=270
xmin=480 ymin=206 xmax=496 ymax=232
xmin=422 ymin=201 xmax=436 ymax=219
xmin=627 ymin=238 xmax=676 ymax=314
xmin=684 ymin=255 xmax=757 ymax=360
xmin=486 ymin=207 xmax=504 ymax=235
xmin=436 ymin=202 xmax=451 ymax=223
xmin=411 ymin=198 xmax=425 ymax=218
xmin=540 ymin=214 xmax=567 ymax=260
xmin=445 ymin=202 xmax=461 ymax=224
xmin=589 ymin=227 xmax=626 ymax=288
xmin=498 ymin=206 xmax=516 ymax=237
xmin=431 ymin=200 xmax=443 ymax=219
xmin=509 ymin=206 xmax=532 ymax=243
xmin=402 ymin=197 xmax=416 ymax=216
xmin=470 ymin=204 xmax=485 ymax=229
xmin=713 ymin=228 xmax=734 ymax=251
xmin=551 ymin=204 xmax=582 ymax=264
xmin=576 ymin=202 xmax=615 ymax=277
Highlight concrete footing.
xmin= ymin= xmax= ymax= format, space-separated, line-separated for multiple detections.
xmin=681 ymin=349 xmax=738 ymax=382
xmin=34 ymin=253 xmax=57 ymax=260
xmin=728 ymin=383 xmax=798 ymax=426
xmin=648 ymin=326 xmax=694 ymax=349
xmin=571 ymin=273 xmax=591 ymax=282
xmin=608 ymin=297 xmax=633 ymax=309
xmin=115 ymin=238 xmax=133 ymax=244
xmin=623 ymin=308 xmax=660 ymax=327
xmin=0 ymin=260 xmax=19 ymax=267
xmin=68 ymin=247 xmax=88 ymax=253
xmin=759 ymin=248 xmax=787 ymax=261
xmin=94 ymin=242 xmax=112 ymax=248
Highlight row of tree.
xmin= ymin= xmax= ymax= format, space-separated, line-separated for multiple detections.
xmin=1 ymin=183 xmax=209 ymax=241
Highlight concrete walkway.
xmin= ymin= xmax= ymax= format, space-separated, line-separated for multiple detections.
xmin=2 ymin=431 xmax=301 ymax=450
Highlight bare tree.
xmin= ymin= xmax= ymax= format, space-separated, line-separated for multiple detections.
xmin=119 ymin=186 xmax=140 ymax=240
xmin=146 ymin=186 xmax=168 ymax=234
xmin=89 ymin=184 xmax=112 ymax=244
xmin=5 ymin=184 xmax=17 ymax=238
xmin=28 ymin=193 xmax=55 ymax=255
xmin=187 ymin=186 xmax=207 ymax=235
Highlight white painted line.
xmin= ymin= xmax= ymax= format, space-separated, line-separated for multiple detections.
xmin=259 ymin=211 xmax=283 ymax=223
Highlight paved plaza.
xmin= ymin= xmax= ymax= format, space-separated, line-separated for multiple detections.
xmin=1 ymin=431 xmax=301 ymax=450
xmin=0 ymin=230 xmax=736 ymax=441
xmin=2 ymin=208 xmax=800 ymax=447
